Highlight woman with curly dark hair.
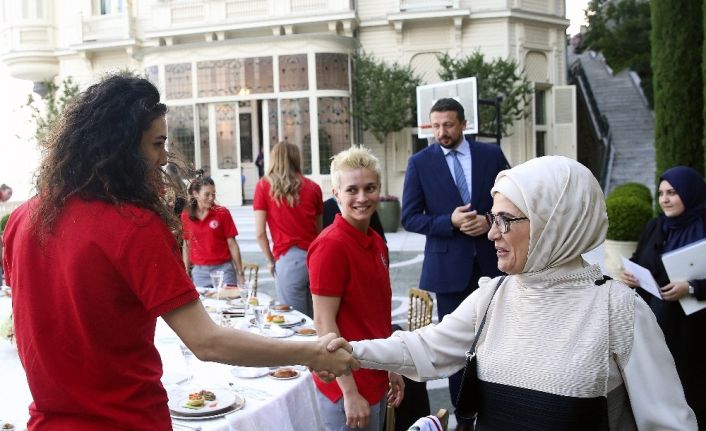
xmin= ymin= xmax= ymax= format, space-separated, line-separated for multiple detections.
xmin=1 ymin=73 xmax=355 ymax=430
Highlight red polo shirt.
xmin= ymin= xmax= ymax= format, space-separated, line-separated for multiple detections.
xmin=253 ymin=176 xmax=323 ymax=260
xmin=3 ymin=198 xmax=198 ymax=430
xmin=181 ymin=205 xmax=238 ymax=265
xmin=308 ymin=214 xmax=391 ymax=405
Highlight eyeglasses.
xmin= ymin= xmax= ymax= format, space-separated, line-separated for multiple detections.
xmin=485 ymin=212 xmax=529 ymax=234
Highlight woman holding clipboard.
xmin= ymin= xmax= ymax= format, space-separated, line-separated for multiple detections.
xmin=622 ymin=166 xmax=706 ymax=427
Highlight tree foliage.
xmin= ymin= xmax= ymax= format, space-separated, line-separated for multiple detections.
xmin=437 ymin=52 xmax=532 ymax=137
xmin=352 ymin=52 xmax=422 ymax=145
xmin=652 ymin=0 xmax=704 ymax=177
xmin=25 ymin=76 xmax=80 ymax=144
xmin=352 ymin=52 xmax=422 ymax=195
xmin=579 ymin=0 xmax=652 ymax=106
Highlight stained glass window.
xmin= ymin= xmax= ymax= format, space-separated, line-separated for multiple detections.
xmin=280 ymin=98 xmax=311 ymax=174
xmin=279 ymin=54 xmax=308 ymax=92
xmin=318 ymin=97 xmax=350 ymax=174
xmin=167 ymin=105 xmax=195 ymax=166
xmin=244 ymin=57 xmax=274 ymax=94
xmin=268 ymin=99 xmax=279 ymax=149
xmin=165 ymin=63 xmax=192 ymax=100
xmin=197 ymin=57 xmax=273 ymax=97
xmin=316 ymin=53 xmax=349 ymax=91
xmin=215 ymin=104 xmax=238 ymax=170
xmin=197 ymin=104 xmax=210 ymax=175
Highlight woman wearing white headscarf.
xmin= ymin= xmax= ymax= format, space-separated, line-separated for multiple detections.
xmin=330 ymin=156 xmax=696 ymax=430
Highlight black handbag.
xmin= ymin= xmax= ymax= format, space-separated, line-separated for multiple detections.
xmin=455 ymin=275 xmax=506 ymax=423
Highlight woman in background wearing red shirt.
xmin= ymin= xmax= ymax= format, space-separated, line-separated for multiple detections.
xmin=181 ymin=176 xmax=244 ymax=287
xmin=308 ymin=146 xmax=404 ymax=430
xmin=253 ymin=142 xmax=323 ymax=317
xmin=2 ymin=73 xmax=355 ymax=430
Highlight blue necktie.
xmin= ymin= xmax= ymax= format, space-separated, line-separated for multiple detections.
xmin=451 ymin=150 xmax=471 ymax=204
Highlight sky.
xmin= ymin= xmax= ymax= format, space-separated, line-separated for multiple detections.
xmin=0 ymin=0 xmax=590 ymax=201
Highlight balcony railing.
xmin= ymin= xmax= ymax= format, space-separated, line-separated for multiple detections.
xmin=81 ymin=12 xmax=134 ymax=42
xmin=153 ymin=0 xmax=353 ymax=29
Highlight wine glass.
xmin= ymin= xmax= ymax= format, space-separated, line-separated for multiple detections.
xmin=252 ymin=304 xmax=269 ymax=334
xmin=209 ymin=270 xmax=225 ymax=324
xmin=179 ymin=343 xmax=197 ymax=389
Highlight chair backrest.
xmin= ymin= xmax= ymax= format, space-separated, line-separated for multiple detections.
xmin=243 ymin=262 xmax=259 ymax=296
xmin=407 ymin=288 xmax=434 ymax=332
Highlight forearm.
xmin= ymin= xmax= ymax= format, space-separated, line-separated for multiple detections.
xmin=256 ymin=234 xmax=275 ymax=264
xmin=182 ymin=241 xmax=190 ymax=270
xmin=227 ymin=239 xmax=244 ymax=274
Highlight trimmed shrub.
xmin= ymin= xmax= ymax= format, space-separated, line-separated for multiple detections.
xmin=0 ymin=213 xmax=10 ymax=232
xmin=608 ymin=182 xmax=653 ymax=205
xmin=606 ymin=196 xmax=653 ymax=241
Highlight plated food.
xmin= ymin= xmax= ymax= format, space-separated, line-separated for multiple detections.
xmin=296 ymin=327 xmax=317 ymax=336
xmin=269 ymin=367 xmax=300 ymax=380
xmin=267 ymin=314 xmax=285 ymax=324
xmin=184 ymin=390 xmax=217 ymax=409
xmin=169 ymin=389 xmax=240 ymax=417
xmin=272 ymin=303 xmax=293 ymax=312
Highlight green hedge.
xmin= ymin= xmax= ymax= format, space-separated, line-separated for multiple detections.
xmin=606 ymin=195 xmax=653 ymax=241
xmin=0 ymin=213 xmax=9 ymax=232
xmin=608 ymin=182 xmax=653 ymax=205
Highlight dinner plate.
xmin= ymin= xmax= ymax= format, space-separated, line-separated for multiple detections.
xmin=262 ymin=327 xmax=295 ymax=338
xmin=168 ymin=389 xmax=240 ymax=417
xmin=230 ymin=366 xmax=270 ymax=379
xmin=295 ymin=327 xmax=317 ymax=337
xmin=251 ymin=315 xmax=304 ymax=328
xmin=268 ymin=369 xmax=300 ymax=380
xmin=170 ymin=399 xmax=244 ymax=421
xmin=270 ymin=304 xmax=294 ymax=312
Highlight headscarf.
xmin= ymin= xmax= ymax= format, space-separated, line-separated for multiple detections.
xmin=659 ymin=166 xmax=706 ymax=251
xmin=490 ymin=156 xmax=607 ymax=274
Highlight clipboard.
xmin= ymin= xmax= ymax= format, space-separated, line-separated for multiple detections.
xmin=661 ymin=238 xmax=706 ymax=315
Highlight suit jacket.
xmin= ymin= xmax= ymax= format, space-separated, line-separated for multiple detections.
xmin=401 ymin=140 xmax=509 ymax=294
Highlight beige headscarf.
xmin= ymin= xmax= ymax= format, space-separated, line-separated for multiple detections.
xmin=490 ymin=156 xmax=607 ymax=274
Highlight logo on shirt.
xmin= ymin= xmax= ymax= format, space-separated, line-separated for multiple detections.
xmin=209 ymin=220 xmax=219 ymax=229
xmin=380 ymin=253 xmax=388 ymax=268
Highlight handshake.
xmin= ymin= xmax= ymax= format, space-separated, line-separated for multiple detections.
xmin=309 ymin=334 xmax=358 ymax=382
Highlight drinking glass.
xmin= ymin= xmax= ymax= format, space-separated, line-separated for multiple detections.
xmin=209 ymin=270 xmax=226 ymax=324
xmin=179 ymin=344 xmax=197 ymax=388
xmin=252 ymin=304 xmax=269 ymax=334
xmin=240 ymin=281 xmax=253 ymax=315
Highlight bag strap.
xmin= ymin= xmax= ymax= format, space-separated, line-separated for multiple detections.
xmin=467 ymin=275 xmax=507 ymax=355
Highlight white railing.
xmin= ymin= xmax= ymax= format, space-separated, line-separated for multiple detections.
xmin=153 ymin=0 xmax=353 ymax=29
xmin=81 ymin=12 xmax=133 ymax=42
xmin=399 ymin=0 xmax=458 ymax=12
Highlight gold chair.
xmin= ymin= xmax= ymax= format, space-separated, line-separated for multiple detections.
xmin=242 ymin=262 xmax=259 ymax=296
xmin=407 ymin=287 xmax=434 ymax=331
xmin=386 ymin=287 xmax=436 ymax=431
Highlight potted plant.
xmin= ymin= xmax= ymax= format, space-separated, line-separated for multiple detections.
xmin=377 ymin=195 xmax=401 ymax=233
xmin=603 ymin=194 xmax=653 ymax=278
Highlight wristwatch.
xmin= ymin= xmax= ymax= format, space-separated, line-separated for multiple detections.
xmin=688 ymin=282 xmax=695 ymax=295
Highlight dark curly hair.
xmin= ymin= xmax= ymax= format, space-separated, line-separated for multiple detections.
xmin=33 ymin=72 xmax=178 ymax=237
xmin=186 ymin=176 xmax=216 ymax=221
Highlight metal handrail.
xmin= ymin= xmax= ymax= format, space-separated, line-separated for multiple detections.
xmin=569 ymin=60 xmax=613 ymax=190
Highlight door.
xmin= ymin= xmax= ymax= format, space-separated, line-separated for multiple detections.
xmin=210 ymin=103 xmax=242 ymax=206
xmin=239 ymin=101 xmax=261 ymax=203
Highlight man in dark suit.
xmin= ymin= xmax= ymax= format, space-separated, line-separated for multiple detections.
xmin=401 ymin=98 xmax=509 ymax=418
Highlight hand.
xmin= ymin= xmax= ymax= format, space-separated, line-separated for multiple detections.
xmin=268 ymin=261 xmax=276 ymax=278
xmin=621 ymin=270 xmax=640 ymax=288
xmin=451 ymin=204 xmax=474 ymax=229
xmin=310 ymin=333 xmax=358 ymax=380
xmin=326 ymin=336 xmax=353 ymax=354
xmin=387 ymin=372 xmax=405 ymax=408
xmin=343 ymin=391 xmax=370 ymax=429
xmin=459 ymin=210 xmax=490 ymax=237
xmin=660 ymin=281 xmax=689 ymax=301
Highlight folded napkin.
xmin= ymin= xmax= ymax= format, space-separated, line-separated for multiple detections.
xmin=407 ymin=416 xmax=444 ymax=431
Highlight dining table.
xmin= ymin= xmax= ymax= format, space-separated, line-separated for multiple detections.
xmin=0 ymin=291 xmax=327 ymax=431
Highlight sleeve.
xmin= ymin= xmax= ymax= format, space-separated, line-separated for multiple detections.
xmin=117 ymin=216 xmax=198 ymax=318
xmin=252 ymin=180 xmax=268 ymax=211
xmin=400 ymin=156 xmax=454 ymax=237
xmin=691 ymin=278 xmax=706 ymax=300
xmin=619 ymin=297 xmax=698 ymax=430
xmin=220 ymin=208 xmax=238 ymax=238
xmin=307 ymin=238 xmax=348 ymax=297
xmin=313 ymin=181 xmax=323 ymax=216
xmin=351 ymin=284 xmax=489 ymax=381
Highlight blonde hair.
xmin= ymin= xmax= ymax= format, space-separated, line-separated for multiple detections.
xmin=266 ymin=141 xmax=303 ymax=207
xmin=330 ymin=146 xmax=381 ymax=190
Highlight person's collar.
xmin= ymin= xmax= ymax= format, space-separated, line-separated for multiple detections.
xmin=333 ymin=213 xmax=373 ymax=248
xmin=440 ymin=138 xmax=469 ymax=157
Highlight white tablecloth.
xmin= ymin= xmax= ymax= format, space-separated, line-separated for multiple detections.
xmin=0 ymin=295 xmax=325 ymax=430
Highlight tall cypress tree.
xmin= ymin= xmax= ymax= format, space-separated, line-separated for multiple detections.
xmin=652 ymin=0 xmax=704 ymax=177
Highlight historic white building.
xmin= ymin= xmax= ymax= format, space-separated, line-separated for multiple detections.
xmin=0 ymin=0 xmax=573 ymax=205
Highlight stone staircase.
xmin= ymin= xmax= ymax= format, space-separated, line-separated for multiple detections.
xmin=568 ymin=49 xmax=656 ymax=194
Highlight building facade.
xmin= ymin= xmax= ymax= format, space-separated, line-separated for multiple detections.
xmin=0 ymin=0 xmax=573 ymax=206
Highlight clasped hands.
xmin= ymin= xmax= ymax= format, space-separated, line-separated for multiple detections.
xmin=452 ymin=204 xmax=489 ymax=237
xmin=311 ymin=333 xmax=359 ymax=381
